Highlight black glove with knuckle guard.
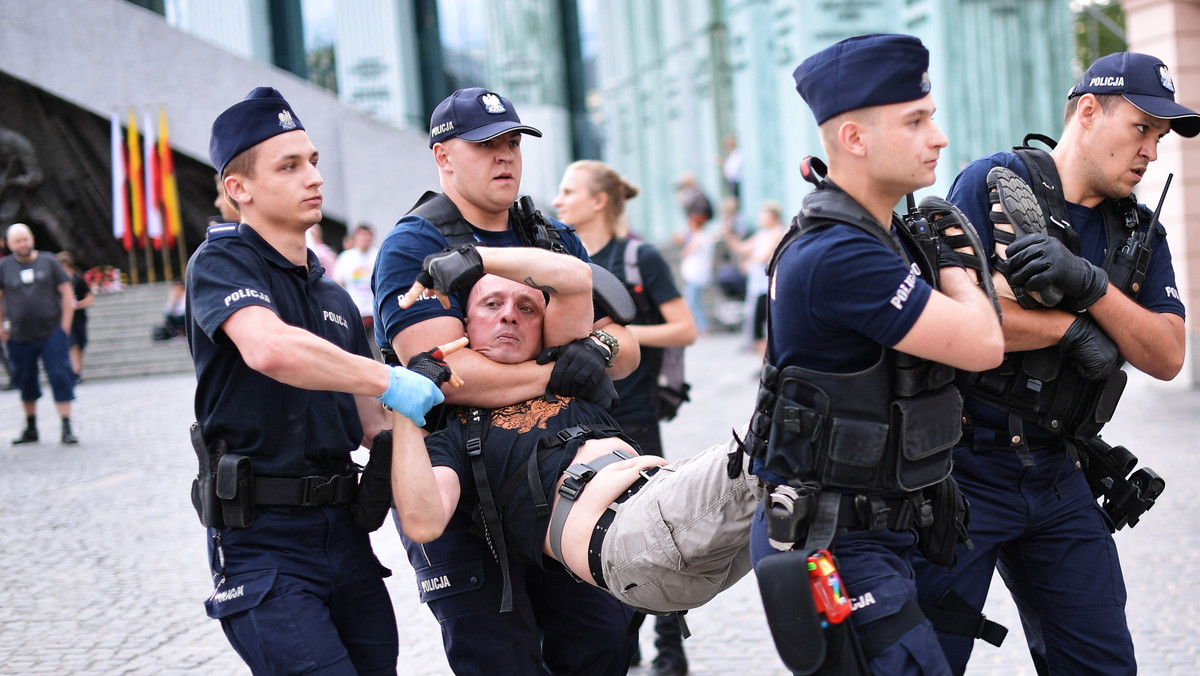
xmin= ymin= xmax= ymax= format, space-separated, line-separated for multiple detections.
xmin=1005 ymin=234 xmax=1108 ymax=312
xmin=537 ymin=337 xmax=619 ymax=410
xmin=416 ymin=245 xmax=485 ymax=297
xmin=1060 ymin=315 xmax=1122 ymax=381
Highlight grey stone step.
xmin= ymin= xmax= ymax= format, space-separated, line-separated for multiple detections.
xmin=76 ymin=282 xmax=194 ymax=382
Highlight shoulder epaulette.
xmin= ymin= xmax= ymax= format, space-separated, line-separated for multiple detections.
xmin=206 ymin=223 xmax=240 ymax=240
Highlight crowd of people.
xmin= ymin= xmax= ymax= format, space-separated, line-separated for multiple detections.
xmin=123 ymin=32 xmax=1195 ymax=676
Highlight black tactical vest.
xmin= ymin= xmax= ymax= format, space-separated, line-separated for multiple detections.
xmin=743 ymin=184 xmax=961 ymax=493
xmin=956 ymin=142 xmax=1159 ymax=446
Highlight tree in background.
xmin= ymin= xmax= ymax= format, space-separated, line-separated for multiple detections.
xmin=1075 ymin=1 xmax=1126 ymax=67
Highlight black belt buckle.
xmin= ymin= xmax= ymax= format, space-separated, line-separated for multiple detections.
xmin=559 ymin=463 xmax=595 ymax=501
xmin=557 ymin=424 xmax=591 ymax=444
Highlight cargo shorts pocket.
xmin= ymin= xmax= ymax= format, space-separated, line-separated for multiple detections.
xmin=414 ymin=557 xmax=486 ymax=604
xmin=204 ymin=569 xmax=276 ymax=619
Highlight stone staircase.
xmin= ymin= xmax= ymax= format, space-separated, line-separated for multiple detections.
xmin=81 ymin=282 xmax=194 ymax=382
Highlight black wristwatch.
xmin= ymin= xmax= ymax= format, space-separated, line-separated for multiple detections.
xmin=589 ymin=329 xmax=619 ymax=368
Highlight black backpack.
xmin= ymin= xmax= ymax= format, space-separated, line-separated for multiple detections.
xmin=620 ymin=239 xmax=691 ymax=421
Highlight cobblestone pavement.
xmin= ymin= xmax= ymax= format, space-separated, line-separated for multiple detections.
xmin=0 ymin=332 xmax=1196 ymax=674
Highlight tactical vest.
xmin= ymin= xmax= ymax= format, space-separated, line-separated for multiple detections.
xmin=406 ymin=190 xmax=570 ymax=251
xmin=742 ymin=183 xmax=961 ymax=494
xmin=955 ymin=139 xmax=1159 ymax=451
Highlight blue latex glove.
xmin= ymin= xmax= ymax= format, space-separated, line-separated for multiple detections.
xmin=378 ymin=365 xmax=445 ymax=426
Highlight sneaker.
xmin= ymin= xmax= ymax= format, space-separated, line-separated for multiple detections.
xmin=12 ymin=428 xmax=38 ymax=445
xmin=651 ymin=650 xmax=688 ymax=676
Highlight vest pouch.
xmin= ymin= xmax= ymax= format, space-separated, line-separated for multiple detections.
xmin=890 ymin=385 xmax=961 ymax=491
xmin=894 ymin=352 xmax=955 ymax=397
xmin=822 ymin=417 xmax=887 ymax=488
xmin=764 ymin=374 xmax=828 ymax=479
xmin=1008 ymin=347 xmax=1060 ymax=412
xmin=743 ymin=375 xmax=780 ymax=462
xmin=1054 ymin=368 xmax=1127 ymax=439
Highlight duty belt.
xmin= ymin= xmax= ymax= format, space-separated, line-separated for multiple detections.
xmin=254 ymin=471 xmax=357 ymax=507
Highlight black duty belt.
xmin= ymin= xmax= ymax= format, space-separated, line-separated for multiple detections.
xmin=588 ymin=466 xmax=662 ymax=590
xmin=255 ymin=471 xmax=357 ymax=507
xmin=834 ymin=492 xmax=930 ymax=533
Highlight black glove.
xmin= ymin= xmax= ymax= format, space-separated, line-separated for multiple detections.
xmin=1005 ymin=234 xmax=1108 ymax=312
xmin=350 ymin=430 xmax=393 ymax=532
xmin=1059 ymin=316 xmax=1121 ymax=381
xmin=406 ymin=347 xmax=454 ymax=387
xmin=415 ymin=245 xmax=484 ymax=297
xmin=537 ymin=338 xmax=619 ymax=410
xmin=935 ymin=237 xmax=966 ymax=272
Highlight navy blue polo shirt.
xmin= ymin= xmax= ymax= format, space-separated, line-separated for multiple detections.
xmin=371 ymin=203 xmax=592 ymax=349
xmin=768 ymin=218 xmax=932 ymax=374
xmin=947 ymin=152 xmax=1186 ymax=449
xmin=186 ymin=223 xmax=370 ymax=478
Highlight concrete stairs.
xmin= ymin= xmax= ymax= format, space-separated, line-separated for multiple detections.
xmin=80 ymin=282 xmax=193 ymax=382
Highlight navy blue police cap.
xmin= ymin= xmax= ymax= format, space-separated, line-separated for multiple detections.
xmin=209 ymin=87 xmax=305 ymax=174
xmin=793 ymin=34 xmax=931 ymax=125
xmin=429 ymin=87 xmax=542 ymax=148
xmin=1068 ymin=52 xmax=1200 ymax=138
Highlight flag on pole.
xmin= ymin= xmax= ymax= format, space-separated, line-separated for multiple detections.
xmin=127 ymin=108 xmax=146 ymax=248
xmin=158 ymin=106 xmax=183 ymax=250
xmin=143 ymin=108 xmax=163 ymax=249
xmin=110 ymin=111 xmax=129 ymax=249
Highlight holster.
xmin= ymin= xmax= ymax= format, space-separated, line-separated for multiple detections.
xmin=216 ymin=454 xmax=255 ymax=528
xmin=756 ymin=550 xmax=869 ymax=675
xmin=1076 ymin=436 xmax=1165 ymax=531
xmin=916 ymin=476 xmax=972 ymax=568
xmin=189 ymin=422 xmax=225 ymax=529
xmin=350 ymin=430 xmax=394 ymax=532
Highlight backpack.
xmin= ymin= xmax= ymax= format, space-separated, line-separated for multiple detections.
xmin=621 ymin=239 xmax=691 ymax=421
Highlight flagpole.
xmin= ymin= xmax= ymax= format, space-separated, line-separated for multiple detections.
xmin=177 ymin=230 xmax=188 ymax=278
xmin=161 ymin=237 xmax=173 ymax=280
xmin=144 ymin=241 xmax=155 ymax=283
xmin=128 ymin=246 xmax=138 ymax=285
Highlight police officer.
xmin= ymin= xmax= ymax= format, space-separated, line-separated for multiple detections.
xmin=913 ymin=52 xmax=1197 ymax=675
xmin=371 ymin=88 xmax=640 ymax=675
xmin=187 ymin=87 xmax=444 ymax=675
xmin=743 ymin=34 xmax=1003 ymax=675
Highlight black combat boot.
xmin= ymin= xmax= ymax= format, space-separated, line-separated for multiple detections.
xmin=61 ymin=418 xmax=78 ymax=445
xmin=13 ymin=416 xmax=38 ymax=445
xmin=651 ymin=614 xmax=689 ymax=676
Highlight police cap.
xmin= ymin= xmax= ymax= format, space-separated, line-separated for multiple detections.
xmin=428 ymin=88 xmax=542 ymax=148
xmin=1068 ymin=52 xmax=1200 ymax=138
xmin=209 ymin=87 xmax=305 ymax=175
xmin=793 ymin=34 xmax=931 ymax=125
